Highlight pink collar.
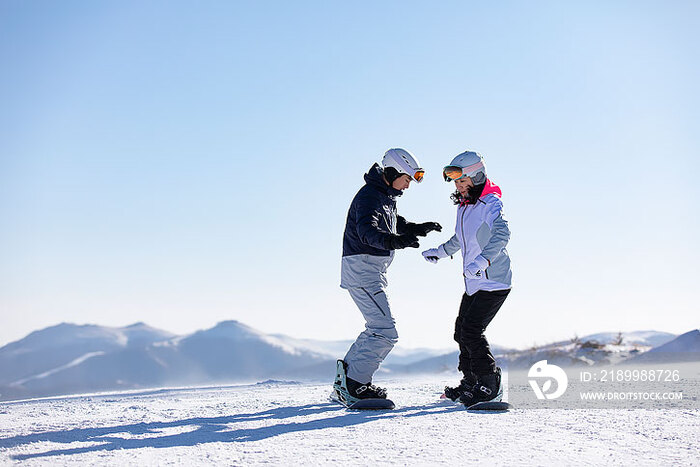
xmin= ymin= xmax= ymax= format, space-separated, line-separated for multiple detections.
xmin=460 ymin=179 xmax=502 ymax=206
xmin=480 ymin=178 xmax=502 ymax=198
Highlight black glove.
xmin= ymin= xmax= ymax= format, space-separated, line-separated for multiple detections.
xmin=384 ymin=233 xmax=420 ymax=250
xmin=406 ymin=222 xmax=442 ymax=237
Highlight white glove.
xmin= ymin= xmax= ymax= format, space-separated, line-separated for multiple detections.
xmin=422 ymin=245 xmax=449 ymax=264
xmin=422 ymin=249 xmax=440 ymax=264
xmin=464 ymin=255 xmax=489 ymax=278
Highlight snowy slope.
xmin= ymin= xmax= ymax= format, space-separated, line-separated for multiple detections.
xmin=0 ymin=376 xmax=697 ymax=466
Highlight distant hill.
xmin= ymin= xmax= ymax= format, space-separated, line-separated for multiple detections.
xmin=625 ymin=329 xmax=700 ymax=364
xmin=578 ymin=330 xmax=676 ymax=348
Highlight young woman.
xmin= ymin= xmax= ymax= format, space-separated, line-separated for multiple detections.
xmin=422 ymin=150 xmax=512 ymax=406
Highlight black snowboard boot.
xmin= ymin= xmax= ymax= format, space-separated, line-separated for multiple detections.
xmin=444 ymin=372 xmax=477 ymax=401
xmin=459 ymin=367 xmax=503 ymax=406
xmin=346 ymin=377 xmax=388 ymax=400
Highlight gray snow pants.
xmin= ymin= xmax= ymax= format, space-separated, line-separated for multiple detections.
xmin=343 ymin=285 xmax=398 ymax=383
xmin=340 ymin=254 xmax=398 ymax=384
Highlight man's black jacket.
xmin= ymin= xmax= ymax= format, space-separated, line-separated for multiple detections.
xmin=342 ymin=163 xmax=412 ymax=257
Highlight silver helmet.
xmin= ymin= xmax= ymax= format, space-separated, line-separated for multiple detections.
xmin=442 ymin=150 xmax=486 ymax=185
xmin=382 ymin=148 xmax=425 ymax=183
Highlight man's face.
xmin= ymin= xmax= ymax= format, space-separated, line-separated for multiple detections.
xmin=454 ymin=176 xmax=474 ymax=196
xmin=391 ymin=174 xmax=413 ymax=191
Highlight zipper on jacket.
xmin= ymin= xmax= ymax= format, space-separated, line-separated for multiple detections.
xmin=459 ymin=206 xmax=467 ymax=255
xmin=461 ymin=202 xmax=489 ymax=280
xmin=459 ymin=206 xmax=468 ymax=271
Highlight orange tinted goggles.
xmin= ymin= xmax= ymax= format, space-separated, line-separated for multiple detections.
xmin=413 ymin=170 xmax=425 ymax=182
xmin=443 ymin=166 xmax=466 ymax=181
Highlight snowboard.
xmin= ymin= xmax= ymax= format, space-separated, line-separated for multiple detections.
xmin=440 ymin=393 xmax=512 ymax=411
xmin=330 ymin=390 xmax=395 ymax=410
xmin=465 ymin=401 xmax=511 ymax=411
xmin=346 ymin=398 xmax=395 ymax=410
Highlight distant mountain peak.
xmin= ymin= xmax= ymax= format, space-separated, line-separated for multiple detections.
xmin=212 ymin=320 xmax=256 ymax=331
xmin=191 ymin=320 xmax=259 ymax=338
xmin=214 ymin=320 xmax=246 ymax=327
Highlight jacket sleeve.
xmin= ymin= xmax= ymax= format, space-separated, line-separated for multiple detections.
xmin=440 ymin=234 xmax=460 ymax=256
xmin=480 ymin=198 xmax=510 ymax=262
xmin=396 ymin=215 xmax=415 ymax=235
xmin=354 ymin=195 xmax=391 ymax=250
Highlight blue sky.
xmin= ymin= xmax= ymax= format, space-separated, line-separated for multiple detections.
xmin=1 ymin=1 xmax=698 ymax=349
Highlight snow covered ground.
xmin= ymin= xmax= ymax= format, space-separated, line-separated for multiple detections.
xmin=1 ymin=375 xmax=698 ymax=466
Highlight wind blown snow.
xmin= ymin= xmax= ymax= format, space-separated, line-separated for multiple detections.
xmin=10 ymin=352 xmax=106 ymax=387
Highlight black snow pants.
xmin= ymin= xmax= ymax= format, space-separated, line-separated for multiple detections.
xmin=454 ymin=289 xmax=510 ymax=376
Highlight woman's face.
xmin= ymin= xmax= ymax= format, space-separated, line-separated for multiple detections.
xmin=454 ymin=176 xmax=474 ymax=196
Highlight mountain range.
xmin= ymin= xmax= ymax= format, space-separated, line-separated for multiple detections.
xmin=0 ymin=321 xmax=696 ymax=402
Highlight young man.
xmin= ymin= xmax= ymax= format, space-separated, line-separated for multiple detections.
xmin=333 ymin=148 xmax=442 ymax=404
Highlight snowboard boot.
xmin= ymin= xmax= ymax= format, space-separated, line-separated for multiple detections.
xmin=332 ymin=359 xmax=387 ymax=404
xmin=459 ymin=367 xmax=503 ymax=407
xmin=444 ymin=372 xmax=477 ymax=401
xmin=346 ymin=377 xmax=388 ymax=400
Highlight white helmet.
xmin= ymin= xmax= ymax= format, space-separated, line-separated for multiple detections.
xmin=443 ymin=150 xmax=486 ymax=185
xmin=382 ymin=148 xmax=425 ymax=183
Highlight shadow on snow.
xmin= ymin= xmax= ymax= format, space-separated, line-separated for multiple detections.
xmin=2 ymin=402 xmax=466 ymax=460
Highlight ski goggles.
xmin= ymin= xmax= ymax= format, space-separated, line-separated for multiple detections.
xmin=412 ymin=170 xmax=425 ymax=182
xmin=442 ymin=162 xmax=484 ymax=181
